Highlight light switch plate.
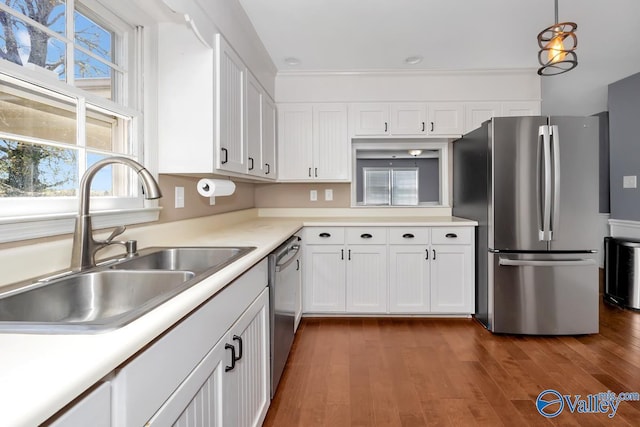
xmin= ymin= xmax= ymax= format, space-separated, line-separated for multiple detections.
xmin=623 ymin=175 xmax=637 ymax=189
xmin=175 ymin=186 xmax=185 ymax=208
xmin=310 ymin=190 xmax=318 ymax=201
xmin=325 ymin=189 xmax=333 ymax=201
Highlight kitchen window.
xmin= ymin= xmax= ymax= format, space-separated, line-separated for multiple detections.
xmin=0 ymin=0 xmax=154 ymax=243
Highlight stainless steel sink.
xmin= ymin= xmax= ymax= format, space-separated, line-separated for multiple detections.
xmin=0 ymin=246 xmax=255 ymax=333
xmin=110 ymin=247 xmax=254 ymax=275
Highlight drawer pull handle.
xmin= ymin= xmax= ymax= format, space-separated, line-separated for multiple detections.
xmin=233 ymin=335 xmax=243 ymax=361
xmin=402 ymin=233 xmax=415 ymax=239
xmin=360 ymin=233 xmax=373 ymax=239
xmin=225 ymin=344 xmax=236 ymax=372
xmin=319 ymin=232 xmax=331 ymax=238
xmin=445 ymin=233 xmax=458 ymax=238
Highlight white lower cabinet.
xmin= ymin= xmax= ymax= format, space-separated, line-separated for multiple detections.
xmin=304 ymin=226 xmax=475 ymax=315
xmin=147 ymin=289 xmax=270 ymax=427
xmin=389 ymin=245 xmax=431 ymax=312
xmin=111 ymin=259 xmax=269 ymax=427
xmin=304 ymin=244 xmax=346 ymax=312
xmin=430 ymin=245 xmax=473 ymax=313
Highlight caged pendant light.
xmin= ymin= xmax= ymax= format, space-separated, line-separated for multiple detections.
xmin=537 ymin=0 xmax=578 ymax=75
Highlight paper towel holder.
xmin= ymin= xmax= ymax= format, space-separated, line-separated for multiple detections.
xmin=197 ymin=178 xmax=236 ymax=205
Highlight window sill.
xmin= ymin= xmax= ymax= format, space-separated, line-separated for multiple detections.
xmin=0 ymin=207 xmax=161 ymax=243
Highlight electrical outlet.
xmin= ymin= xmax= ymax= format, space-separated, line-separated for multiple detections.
xmin=175 ymin=186 xmax=185 ymax=208
xmin=310 ymin=190 xmax=318 ymax=201
xmin=623 ymin=175 xmax=637 ymax=189
xmin=325 ymin=189 xmax=333 ymax=201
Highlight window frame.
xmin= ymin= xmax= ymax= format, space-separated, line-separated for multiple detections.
xmin=0 ymin=1 xmax=158 ymax=243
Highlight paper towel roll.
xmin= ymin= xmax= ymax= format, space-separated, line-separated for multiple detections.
xmin=197 ymin=178 xmax=236 ymax=197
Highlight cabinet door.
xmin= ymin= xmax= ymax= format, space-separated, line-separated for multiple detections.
xmin=216 ymin=34 xmax=247 ymax=174
xmin=428 ymin=102 xmax=464 ymax=135
xmin=225 ymin=289 xmax=270 ymax=427
xmin=352 ymin=103 xmax=390 ymax=135
xmin=390 ymin=103 xmax=428 ymax=135
xmin=464 ymin=102 xmax=501 ymax=133
xmin=501 ymin=101 xmax=541 ymax=117
xmin=262 ymin=96 xmax=277 ymax=179
xmin=430 ymin=245 xmax=474 ymax=313
xmin=389 ymin=245 xmax=431 ymax=313
xmin=246 ymin=73 xmax=263 ymax=177
xmin=145 ymin=339 xmax=228 ymax=426
xmin=278 ymin=104 xmax=313 ymax=180
xmin=304 ymin=245 xmax=346 ymax=312
xmin=346 ymin=245 xmax=388 ymax=313
xmin=313 ymin=104 xmax=349 ymax=180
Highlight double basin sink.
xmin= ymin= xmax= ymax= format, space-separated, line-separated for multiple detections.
xmin=0 ymin=247 xmax=255 ymax=333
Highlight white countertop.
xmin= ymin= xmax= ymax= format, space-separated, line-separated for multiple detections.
xmin=0 ymin=215 xmax=476 ymax=426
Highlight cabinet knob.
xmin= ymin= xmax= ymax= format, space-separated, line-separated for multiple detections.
xmin=445 ymin=233 xmax=458 ymax=238
xmin=319 ymin=232 xmax=331 ymax=238
xmin=360 ymin=233 xmax=373 ymax=239
xmin=402 ymin=233 xmax=415 ymax=239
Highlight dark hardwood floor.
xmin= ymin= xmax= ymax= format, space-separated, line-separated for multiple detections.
xmin=264 ymin=301 xmax=640 ymax=426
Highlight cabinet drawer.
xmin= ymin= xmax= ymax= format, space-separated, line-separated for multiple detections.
xmin=304 ymin=227 xmax=345 ymax=244
xmin=346 ymin=227 xmax=388 ymax=245
xmin=431 ymin=227 xmax=473 ymax=245
xmin=389 ymin=227 xmax=429 ymax=245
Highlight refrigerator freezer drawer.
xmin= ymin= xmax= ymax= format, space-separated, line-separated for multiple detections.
xmin=489 ymin=253 xmax=599 ymax=335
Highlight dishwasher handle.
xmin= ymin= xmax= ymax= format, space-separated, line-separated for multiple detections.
xmin=275 ymin=247 xmax=300 ymax=272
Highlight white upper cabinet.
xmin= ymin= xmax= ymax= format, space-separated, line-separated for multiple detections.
xmin=351 ymin=103 xmax=390 ymax=135
xmin=215 ymin=34 xmax=247 ymax=174
xmin=352 ymin=102 xmax=464 ymax=137
xmin=246 ymin=73 xmax=263 ymax=177
xmin=262 ymin=96 xmax=277 ymax=179
xmin=501 ymin=101 xmax=541 ymax=117
xmin=157 ymin=26 xmax=276 ymax=181
xmin=390 ymin=103 xmax=428 ymax=135
xmin=278 ymin=103 xmax=349 ymax=181
xmin=464 ymin=102 xmax=502 ymax=133
xmin=278 ymin=104 xmax=313 ymax=180
xmin=428 ymin=102 xmax=465 ymax=135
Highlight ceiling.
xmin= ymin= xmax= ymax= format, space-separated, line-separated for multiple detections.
xmin=237 ymin=0 xmax=640 ymax=73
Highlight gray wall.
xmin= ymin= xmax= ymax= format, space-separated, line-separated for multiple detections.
xmin=608 ymin=72 xmax=640 ymax=221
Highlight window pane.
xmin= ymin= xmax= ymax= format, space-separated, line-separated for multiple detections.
xmin=392 ymin=169 xmax=419 ymax=206
xmin=74 ymin=10 xmax=113 ymax=63
xmin=74 ymin=49 xmax=113 ymax=99
xmin=0 ymin=13 xmax=66 ymax=78
xmin=0 ymin=138 xmax=77 ymax=196
xmin=363 ymin=169 xmax=390 ymax=205
xmin=0 ymin=80 xmax=77 ymax=144
xmin=86 ymin=106 xmax=129 ymax=153
xmin=87 ymin=152 xmax=135 ymax=197
xmin=1 ymin=1 xmax=66 ymax=36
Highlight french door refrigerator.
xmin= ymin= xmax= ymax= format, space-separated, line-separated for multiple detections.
xmin=453 ymin=116 xmax=599 ymax=335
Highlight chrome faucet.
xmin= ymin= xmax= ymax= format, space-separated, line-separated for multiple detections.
xmin=70 ymin=157 xmax=162 ymax=271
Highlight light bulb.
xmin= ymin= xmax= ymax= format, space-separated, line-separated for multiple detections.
xmin=546 ymin=31 xmax=566 ymax=63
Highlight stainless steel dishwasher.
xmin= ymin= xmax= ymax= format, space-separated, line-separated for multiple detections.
xmin=268 ymin=235 xmax=301 ymax=397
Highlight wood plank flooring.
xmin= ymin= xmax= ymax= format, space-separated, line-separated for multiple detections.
xmin=264 ymin=301 xmax=640 ymax=426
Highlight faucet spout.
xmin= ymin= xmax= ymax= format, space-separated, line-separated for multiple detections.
xmin=71 ymin=157 xmax=162 ymax=271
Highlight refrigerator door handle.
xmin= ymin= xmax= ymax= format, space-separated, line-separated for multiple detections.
xmin=549 ymin=125 xmax=561 ymax=240
xmin=538 ymin=125 xmax=552 ymax=241
xmin=498 ymin=258 xmax=596 ymax=267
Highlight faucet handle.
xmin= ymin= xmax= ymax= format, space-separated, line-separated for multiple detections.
xmin=104 ymin=225 xmax=126 ymax=244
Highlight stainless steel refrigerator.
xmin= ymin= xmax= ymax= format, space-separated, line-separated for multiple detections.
xmin=453 ymin=116 xmax=599 ymax=335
